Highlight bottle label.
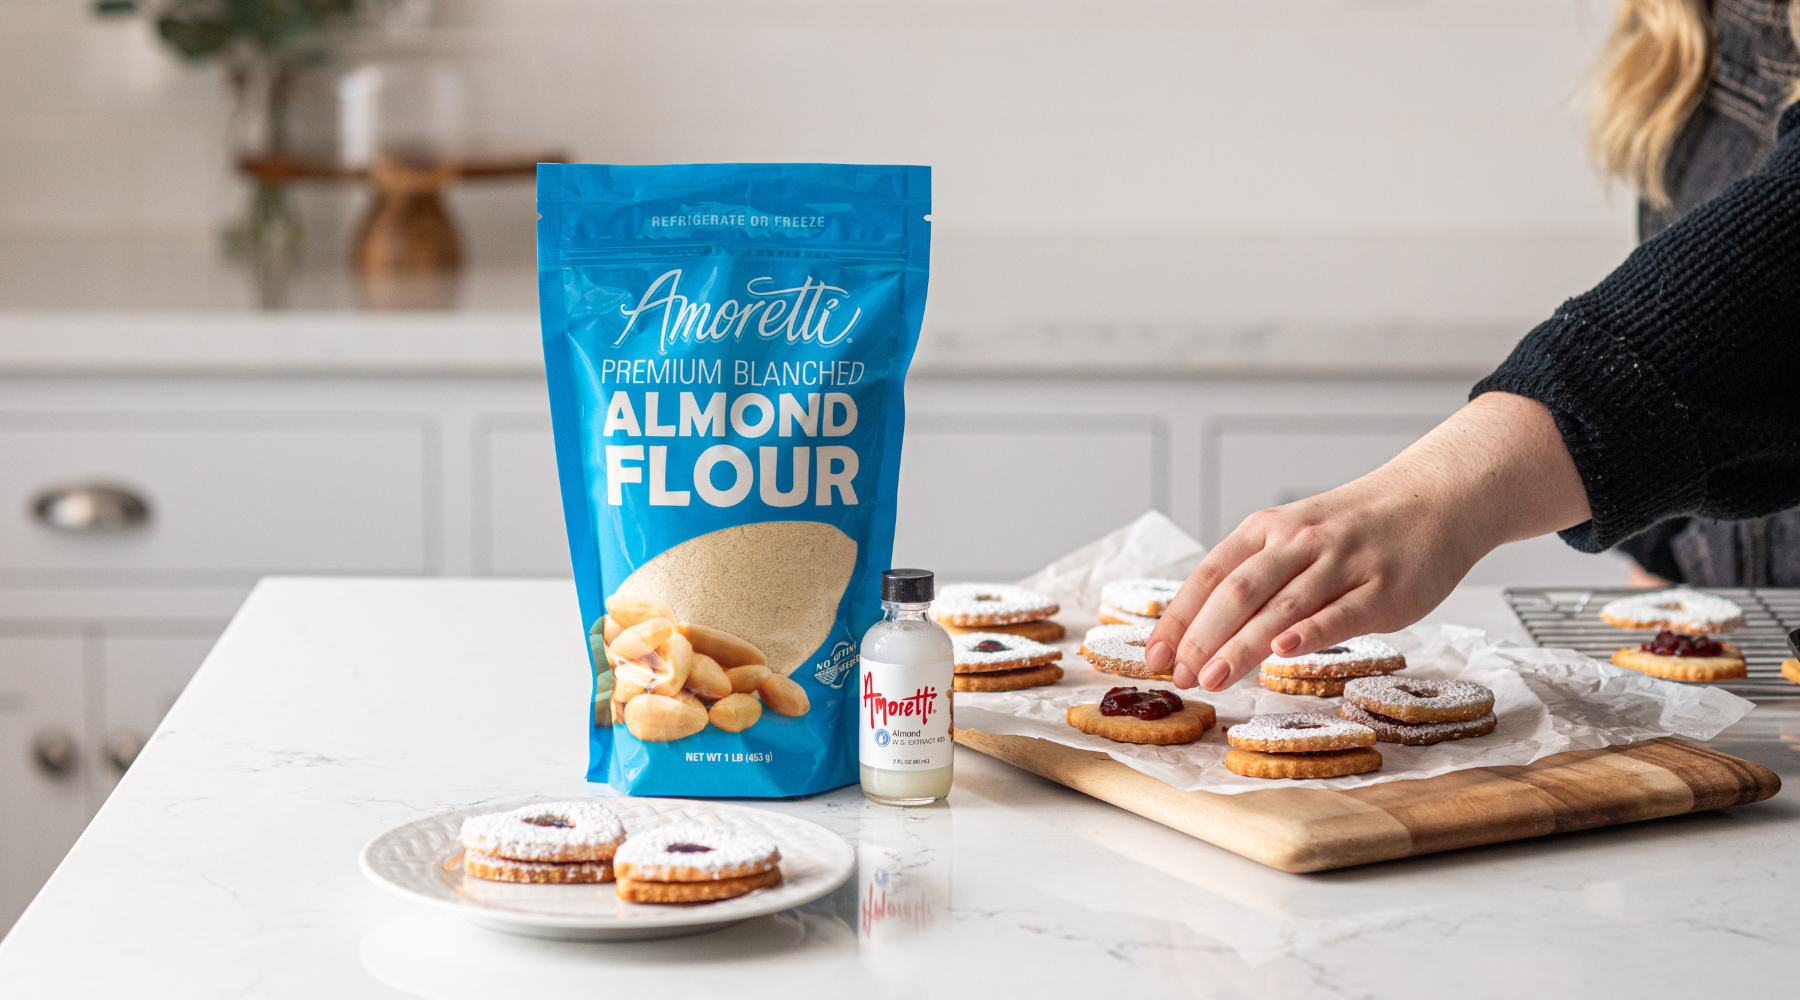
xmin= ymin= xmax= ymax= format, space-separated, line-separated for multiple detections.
xmin=859 ymin=657 xmax=953 ymax=771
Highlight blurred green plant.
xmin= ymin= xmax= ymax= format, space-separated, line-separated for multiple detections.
xmin=94 ymin=1 xmax=356 ymax=63
xmin=93 ymin=1 xmax=364 ymax=266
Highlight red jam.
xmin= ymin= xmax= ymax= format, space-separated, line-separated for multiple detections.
xmin=667 ymin=844 xmax=714 ymax=854
xmin=1099 ymin=686 xmax=1183 ymax=720
xmin=1640 ymin=630 xmax=1724 ymax=657
xmin=971 ymin=639 xmax=1009 ymax=653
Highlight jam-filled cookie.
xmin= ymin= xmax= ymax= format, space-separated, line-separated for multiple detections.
xmin=1078 ymin=624 xmax=1171 ymax=679
xmin=938 ymin=619 xmax=1066 ymax=643
xmin=613 ymin=824 xmax=783 ymax=904
xmin=1099 ymin=578 xmax=1183 ymax=617
xmin=463 ymin=852 xmax=615 ymax=884
xmin=952 ymin=632 xmax=1064 ymax=692
xmin=931 ymin=583 xmax=1059 ymax=627
xmin=1338 ymin=702 xmax=1497 ymax=745
xmin=1259 ymin=635 xmax=1405 ymax=679
xmin=459 ymin=800 xmax=625 ymax=864
xmin=1340 ymin=675 xmax=1493 ymax=723
xmin=1610 ymin=630 xmax=1746 ymax=681
xmin=1224 ymin=746 xmax=1383 ymax=779
xmin=1599 ymin=589 xmax=1744 ymax=634
xmin=1066 ymin=687 xmax=1216 ymax=745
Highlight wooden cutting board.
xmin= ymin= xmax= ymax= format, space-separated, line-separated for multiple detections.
xmin=955 ymin=729 xmax=1780 ymax=872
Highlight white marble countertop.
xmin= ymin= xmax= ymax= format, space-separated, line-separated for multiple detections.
xmin=1 ymin=579 xmax=1793 ymax=998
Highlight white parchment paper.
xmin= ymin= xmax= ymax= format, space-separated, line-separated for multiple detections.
xmin=955 ymin=512 xmax=1757 ymax=794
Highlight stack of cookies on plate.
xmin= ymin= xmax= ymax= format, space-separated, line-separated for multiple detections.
xmin=1223 ymin=713 xmax=1382 ymax=778
xmin=1258 ymin=635 xmax=1405 ymax=695
xmin=459 ymin=800 xmax=625 ymax=884
xmin=1097 ymin=578 xmax=1181 ymax=627
xmin=951 ymin=631 xmax=1064 ymax=691
xmin=613 ymin=823 xmax=784 ymax=903
xmin=1337 ymin=675 xmax=1497 ymax=744
xmin=931 ymin=583 xmax=1063 ymax=642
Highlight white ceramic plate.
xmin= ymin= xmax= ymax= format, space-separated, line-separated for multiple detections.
xmin=359 ymin=797 xmax=855 ymax=941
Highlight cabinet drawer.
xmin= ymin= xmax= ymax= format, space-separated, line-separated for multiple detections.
xmin=1209 ymin=421 xmax=1431 ymax=541
xmin=0 ymin=418 xmax=431 ymax=575
xmin=475 ymin=419 xmax=571 ymax=577
xmin=895 ymin=415 xmax=1169 ymax=580
xmin=0 ymin=634 xmax=90 ymax=932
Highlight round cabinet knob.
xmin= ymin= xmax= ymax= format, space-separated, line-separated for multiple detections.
xmin=31 ymin=482 xmax=151 ymax=533
xmin=104 ymin=730 xmax=145 ymax=773
xmin=32 ymin=729 xmax=78 ymax=778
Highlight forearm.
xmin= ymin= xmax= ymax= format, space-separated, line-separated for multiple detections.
xmin=1381 ymin=391 xmax=1591 ymax=553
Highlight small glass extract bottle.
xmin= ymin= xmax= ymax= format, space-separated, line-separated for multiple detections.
xmin=859 ymin=568 xmax=955 ymax=806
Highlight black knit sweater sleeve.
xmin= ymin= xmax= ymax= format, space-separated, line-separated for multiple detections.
xmin=1472 ymin=103 xmax=1800 ymax=554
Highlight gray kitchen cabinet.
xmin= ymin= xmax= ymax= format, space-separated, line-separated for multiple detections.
xmin=94 ymin=632 xmax=223 ymax=804
xmin=475 ymin=416 xmax=570 ymax=578
xmin=0 ymin=634 xmax=91 ymax=932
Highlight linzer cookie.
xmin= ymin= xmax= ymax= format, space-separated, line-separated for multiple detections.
xmin=938 ymin=619 xmax=1066 ymax=643
xmin=1100 ymin=578 xmax=1182 ymax=617
xmin=951 ymin=632 xmax=1064 ymax=692
xmin=1097 ymin=604 xmax=1158 ymax=627
xmin=459 ymin=800 xmax=626 ymax=864
xmin=1066 ymin=686 xmax=1215 ymax=745
xmin=1340 ymin=675 xmax=1493 ymax=723
xmin=1599 ymin=588 xmax=1744 ymax=634
xmin=1610 ymin=630 xmax=1746 ymax=681
xmin=1078 ymin=624 xmax=1169 ymax=679
xmin=1224 ymin=712 xmax=1381 ymax=779
xmin=613 ymin=823 xmax=783 ymax=904
xmin=1338 ymin=702 xmax=1497 ymax=745
xmin=1259 ymin=635 xmax=1404 ymax=679
xmin=932 ymin=583 xmax=1060 ymax=628
xmin=1259 ymin=634 xmax=1404 ymax=694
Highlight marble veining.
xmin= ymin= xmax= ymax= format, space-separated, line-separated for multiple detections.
xmin=0 ymin=579 xmax=1793 ymax=998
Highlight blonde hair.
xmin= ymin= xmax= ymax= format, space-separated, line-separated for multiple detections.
xmin=1591 ymin=1 xmax=1800 ymax=207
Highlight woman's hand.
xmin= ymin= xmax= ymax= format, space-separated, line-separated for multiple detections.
xmin=1145 ymin=392 xmax=1592 ymax=690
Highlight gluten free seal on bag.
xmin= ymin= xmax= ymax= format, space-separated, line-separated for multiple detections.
xmin=538 ymin=163 xmax=931 ymax=797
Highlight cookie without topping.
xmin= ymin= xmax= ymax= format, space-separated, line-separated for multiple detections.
xmin=1258 ymin=672 xmax=1349 ymax=697
xmin=1224 ymin=746 xmax=1382 ymax=779
xmin=463 ymin=852 xmax=615 ymax=884
xmin=953 ymin=664 xmax=1064 ymax=691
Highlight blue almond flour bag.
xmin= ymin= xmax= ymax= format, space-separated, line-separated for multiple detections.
xmin=537 ymin=163 xmax=931 ymax=797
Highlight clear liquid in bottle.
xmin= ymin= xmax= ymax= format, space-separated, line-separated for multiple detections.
xmin=859 ymin=568 xmax=955 ymax=806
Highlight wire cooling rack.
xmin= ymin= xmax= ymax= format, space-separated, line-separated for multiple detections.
xmin=1505 ymin=587 xmax=1800 ymax=699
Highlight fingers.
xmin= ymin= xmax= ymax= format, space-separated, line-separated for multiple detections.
xmin=1184 ymin=562 xmax=1333 ymax=689
xmin=1172 ymin=545 xmax=1308 ymax=685
xmin=1147 ymin=531 xmax=1267 ymax=684
xmin=1199 ymin=582 xmax=1381 ymax=691
xmin=1264 ymin=588 xmax=1380 ymax=666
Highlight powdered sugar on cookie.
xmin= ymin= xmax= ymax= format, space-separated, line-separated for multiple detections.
xmin=613 ymin=823 xmax=780 ymax=880
xmin=1080 ymin=624 xmax=1152 ymax=663
xmin=1227 ymin=712 xmax=1374 ymax=747
xmin=459 ymin=800 xmax=625 ymax=862
xmin=1100 ymin=578 xmax=1183 ymax=617
xmin=1343 ymin=675 xmax=1491 ymax=711
xmin=932 ymin=583 xmax=1059 ymax=626
xmin=1601 ymin=589 xmax=1745 ymax=632
xmin=951 ymin=632 xmax=1062 ymax=668
xmin=1263 ymin=634 xmax=1400 ymax=667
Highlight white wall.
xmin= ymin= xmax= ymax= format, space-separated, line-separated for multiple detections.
xmin=0 ymin=1 xmax=1634 ymax=329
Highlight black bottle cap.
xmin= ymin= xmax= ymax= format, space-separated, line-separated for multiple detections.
xmin=882 ymin=568 xmax=934 ymax=603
